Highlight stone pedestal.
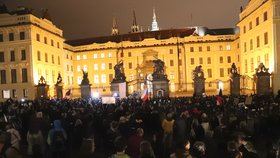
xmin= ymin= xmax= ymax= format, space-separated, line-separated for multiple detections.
xmin=55 ymin=84 xmax=63 ymax=99
xmin=80 ymin=84 xmax=91 ymax=99
xmin=36 ymin=84 xmax=49 ymax=99
xmin=111 ymin=81 xmax=127 ymax=98
xmin=230 ymin=74 xmax=240 ymax=96
xmin=193 ymin=77 xmax=205 ymax=96
xmin=256 ymin=73 xmax=271 ymax=95
xmin=152 ymin=79 xmax=169 ymax=98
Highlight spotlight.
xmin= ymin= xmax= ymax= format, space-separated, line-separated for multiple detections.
xmin=92 ymin=92 xmax=99 ymax=98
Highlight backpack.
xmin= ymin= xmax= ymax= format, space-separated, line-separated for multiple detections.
xmin=51 ymin=130 xmax=66 ymax=152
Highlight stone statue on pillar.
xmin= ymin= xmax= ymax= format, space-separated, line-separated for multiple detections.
xmin=112 ymin=60 xmax=126 ymax=82
xmin=255 ymin=63 xmax=271 ymax=95
xmin=55 ymin=73 xmax=63 ymax=99
xmin=80 ymin=70 xmax=91 ymax=99
xmin=111 ymin=60 xmax=127 ymax=98
xmin=152 ymin=58 xmax=169 ymax=98
xmin=193 ymin=65 xmax=206 ymax=96
xmin=229 ymin=63 xmax=240 ymax=96
xmin=36 ymin=76 xmax=49 ymax=99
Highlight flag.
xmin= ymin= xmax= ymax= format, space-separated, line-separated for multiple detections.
xmin=141 ymin=89 xmax=149 ymax=102
xmin=64 ymin=89 xmax=71 ymax=99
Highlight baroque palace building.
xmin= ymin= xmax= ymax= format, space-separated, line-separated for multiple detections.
xmin=0 ymin=0 xmax=279 ymax=100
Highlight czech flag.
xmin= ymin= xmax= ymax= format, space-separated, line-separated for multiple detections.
xmin=64 ymin=89 xmax=71 ymax=99
xmin=141 ymin=89 xmax=148 ymax=102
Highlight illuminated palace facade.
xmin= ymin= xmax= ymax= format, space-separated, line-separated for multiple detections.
xmin=0 ymin=0 xmax=279 ymax=100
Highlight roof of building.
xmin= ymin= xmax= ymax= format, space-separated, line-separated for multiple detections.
xmin=206 ymin=28 xmax=237 ymax=35
xmin=65 ymin=28 xmax=196 ymax=46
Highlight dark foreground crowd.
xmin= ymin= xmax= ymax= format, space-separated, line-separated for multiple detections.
xmin=0 ymin=94 xmax=280 ymax=158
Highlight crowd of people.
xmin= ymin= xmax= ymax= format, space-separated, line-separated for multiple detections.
xmin=0 ymin=93 xmax=279 ymax=158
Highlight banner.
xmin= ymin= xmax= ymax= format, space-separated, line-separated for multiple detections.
xmin=102 ymin=97 xmax=116 ymax=104
xmin=3 ymin=90 xmax=10 ymax=99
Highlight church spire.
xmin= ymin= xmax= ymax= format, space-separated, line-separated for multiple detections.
xmin=131 ymin=10 xmax=140 ymax=33
xmin=151 ymin=8 xmax=159 ymax=31
xmin=112 ymin=17 xmax=119 ymax=36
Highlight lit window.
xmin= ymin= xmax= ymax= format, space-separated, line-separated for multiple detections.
xmin=93 ymin=54 xmax=97 ymax=59
xmin=83 ymin=55 xmax=87 ymax=60
xmin=219 ymin=46 xmax=223 ymax=51
xmin=108 ymin=53 xmax=112 ymax=58
xmin=101 ymin=63 xmax=105 ymax=70
xmin=83 ymin=65 xmax=87 ymax=71
xmin=77 ymin=65 xmax=81 ymax=72
xmin=101 ymin=74 xmax=106 ymax=83
xmin=94 ymin=64 xmax=98 ymax=70
xmin=77 ymin=76 xmax=82 ymax=84
xmin=77 ymin=55 xmax=80 ymax=60
xmin=94 ymin=75 xmax=99 ymax=83
xmin=101 ymin=53 xmax=105 ymax=58
xmin=226 ymin=45 xmax=231 ymax=50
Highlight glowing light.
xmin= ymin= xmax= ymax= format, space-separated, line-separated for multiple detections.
xmin=21 ymin=99 xmax=25 ymax=102
xmin=218 ymin=81 xmax=223 ymax=90
xmin=113 ymin=93 xmax=118 ymax=97
xmin=92 ymin=92 xmax=99 ymax=98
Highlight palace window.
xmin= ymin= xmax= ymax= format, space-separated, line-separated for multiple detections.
xmin=9 ymin=33 xmax=14 ymax=41
xmin=77 ymin=76 xmax=82 ymax=84
xmin=36 ymin=34 xmax=40 ymax=41
xmin=11 ymin=69 xmax=17 ymax=83
xmin=207 ymin=46 xmax=210 ymax=51
xmin=245 ymin=60 xmax=248 ymax=73
xmin=250 ymin=58 xmax=254 ymax=72
xmin=94 ymin=64 xmax=98 ymax=70
xmin=20 ymin=32 xmax=25 ymax=40
xmin=101 ymin=63 xmax=105 ymax=70
xmin=244 ymin=42 xmax=247 ymax=52
xmin=58 ymin=56 xmax=61 ymax=65
xmin=101 ymin=53 xmax=105 ymax=58
xmin=169 ymin=49 xmax=173 ymax=54
xmin=243 ymin=26 xmax=246 ymax=34
xmin=52 ymin=55 xmax=54 ymax=64
xmin=44 ymin=37 xmax=47 ymax=44
xmin=94 ymin=75 xmax=99 ymax=83
xmin=109 ymin=63 xmax=112 ymax=69
xmin=45 ymin=53 xmax=48 ymax=62
xmin=219 ymin=45 xmax=223 ymax=51
xmin=256 ymin=17 xmax=259 ymax=26
xmin=101 ymin=74 xmax=106 ymax=83
xmin=0 ymin=34 xmax=3 ymax=42
xmin=83 ymin=65 xmax=87 ymax=71
xmin=264 ymin=32 xmax=268 ymax=45
xmin=23 ymin=89 xmax=28 ymax=98
xmin=129 ymin=62 xmax=132 ymax=69
xmin=264 ymin=11 xmax=268 ymax=21
xmin=257 ymin=56 xmax=261 ymax=64
xmin=219 ymin=56 xmax=223 ymax=63
xmin=51 ymin=39 xmax=54 ymax=46
xmin=199 ymin=47 xmax=202 ymax=52
xmin=207 ymin=69 xmax=212 ymax=78
xmin=199 ymin=58 xmax=203 ymax=64
xmin=190 ymin=47 xmax=194 ymax=52
xmin=207 ymin=57 xmax=211 ymax=64
xmin=21 ymin=50 xmax=26 ymax=60
xmin=226 ymin=45 xmax=231 ymax=50
xmin=227 ymin=56 xmax=231 ymax=63
xmin=37 ymin=51 xmax=41 ymax=61
xmin=22 ymin=68 xmax=28 ymax=83
xmin=83 ymin=55 xmax=87 ymax=60
xmin=250 ymin=39 xmax=253 ymax=50
xmin=108 ymin=53 xmax=112 ymax=58
xmin=170 ymin=60 xmax=174 ymax=66
xmin=12 ymin=89 xmax=17 ymax=98
xmin=77 ymin=55 xmax=80 ymax=60
xmin=10 ymin=51 xmax=15 ymax=62
xmin=128 ymin=52 xmax=132 ymax=57
xmin=120 ymin=52 xmax=124 ymax=57
xmin=57 ymin=42 xmax=60 ymax=48
xmin=0 ymin=70 xmax=6 ymax=84
xmin=77 ymin=65 xmax=81 ymax=72
xmin=249 ymin=21 xmax=252 ymax=30
xmin=190 ymin=58 xmax=195 ymax=65
xmin=220 ymin=68 xmax=224 ymax=77
xmin=93 ymin=54 xmax=97 ymax=59
xmin=256 ymin=36 xmax=260 ymax=48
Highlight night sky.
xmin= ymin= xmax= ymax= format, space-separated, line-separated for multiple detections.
xmin=0 ymin=0 xmax=248 ymax=40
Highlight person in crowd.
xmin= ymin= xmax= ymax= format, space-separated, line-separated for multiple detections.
xmin=139 ymin=141 xmax=155 ymax=158
xmin=162 ymin=113 xmax=175 ymax=155
xmin=77 ymin=137 xmax=95 ymax=158
xmin=234 ymin=133 xmax=258 ymax=158
xmin=110 ymin=136 xmax=130 ymax=158
xmin=26 ymin=124 xmax=45 ymax=156
xmin=192 ymin=141 xmax=206 ymax=158
xmin=127 ymin=128 xmax=144 ymax=158
xmin=47 ymin=119 xmax=67 ymax=158
xmin=6 ymin=124 xmax=21 ymax=150
xmin=170 ymin=139 xmax=192 ymax=158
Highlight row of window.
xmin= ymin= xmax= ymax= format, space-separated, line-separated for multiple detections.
xmin=1 ymin=89 xmax=28 ymax=99
xmin=36 ymin=34 xmax=60 ymax=48
xmin=0 ymin=68 xmax=28 ymax=84
xmin=243 ymin=11 xmax=268 ymax=34
xmin=77 ymin=74 xmax=113 ymax=84
xmin=190 ymin=56 xmax=232 ymax=65
xmin=0 ymin=32 xmax=26 ymax=42
xmin=244 ymin=54 xmax=269 ymax=73
xmin=0 ymin=50 xmax=26 ymax=62
xmin=37 ymin=51 xmax=61 ymax=65
xmin=243 ymin=32 xmax=268 ymax=52
xmin=189 ymin=45 xmax=231 ymax=52
xmin=77 ymin=53 xmax=113 ymax=60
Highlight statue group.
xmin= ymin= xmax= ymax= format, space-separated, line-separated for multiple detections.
xmin=112 ymin=60 xmax=126 ymax=82
xmin=152 ymin=58 xmax=168 ymax=80
xmin=193 ymin=65 xmax=204 ymax=79
xmin=81 ymin=70 xmax=90 ymax=85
